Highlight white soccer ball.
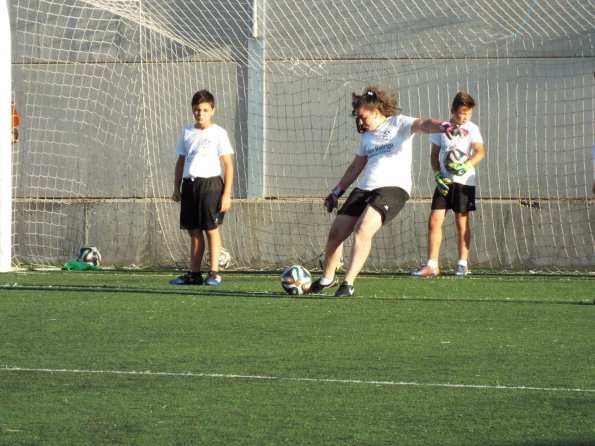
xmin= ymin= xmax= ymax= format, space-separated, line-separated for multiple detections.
xmin=77 ymin=246 xmax=102 ymax=266
xmin=204 ymin=248 xmax=232 ymax=269
xmin=445 ymin=148 xmax=469 ymax=175
xmin=318 ymin=252 xmax=344 ymax=271
xmin=281 ymin=265 xmax=312 ymax=295
xmin=219 ymin=248 xmax=231 ymax=269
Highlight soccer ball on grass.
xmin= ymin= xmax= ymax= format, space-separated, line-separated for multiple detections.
xmin=219 ymin=247 xmax=231 ymax=269
xmin=281 ymin=265 xmax=312 ymax=295
xmin=204 ymin=247 xmax=232 ymax=269
xmin=77 ymin=246 xmax=102 ymax=266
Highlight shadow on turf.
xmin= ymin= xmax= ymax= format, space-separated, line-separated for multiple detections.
xmin=1 ymin=284 xmax=593 ymax=306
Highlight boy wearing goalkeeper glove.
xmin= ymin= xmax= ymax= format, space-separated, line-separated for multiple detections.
xmin=170 ymin=90 xmax=234 ymax=286
xmin=411 ymin=92 xmax=484 ymax=277
xmin=310 ymin=86 xmax=464 ymax=297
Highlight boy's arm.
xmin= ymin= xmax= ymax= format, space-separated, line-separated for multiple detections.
xmin=468 ymin=142 xmax=485 ymax=167
xmin=220 ymin=154 xmax=234 ymax=212
xmin=172 ymin=155 xmax=185 ymax=202
xmin=431 ymin=143 xmax=452 ymax=197
xmin=430 ymin=143 xmax=440 ymax=172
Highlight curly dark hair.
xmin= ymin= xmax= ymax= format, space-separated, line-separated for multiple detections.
xmin=351 ymin=86 xmax=399 ymax=119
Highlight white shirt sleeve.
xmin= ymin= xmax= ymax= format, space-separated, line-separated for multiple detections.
xmin=355 ymin=134 xmax=366 ymax=157
xmin=398 ymin=115 xmax=416 ymax=137
xmin=470 ymin=125 xmax=483 ymax=144
xmin=218 ymin=128 xmax=234 ymax=156
xmin=429 ymin=133 xmax=441 ymax=146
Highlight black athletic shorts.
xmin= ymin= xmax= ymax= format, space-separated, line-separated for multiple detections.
xmin=431 ymin=183 xmax=476 ymax=213
xmin=180 ymin=176 xmax=225 ymax=230
xmin=338 ymin=186 xmax=409 ymax=224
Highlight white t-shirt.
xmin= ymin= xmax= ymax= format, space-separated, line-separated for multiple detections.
xmin=430 ymin=121 xmax=483 ymax=186
xmin=174 ymin=124 xmax=234 ymax=179
xmin=355 ymin=114 xmax=417 ymax=194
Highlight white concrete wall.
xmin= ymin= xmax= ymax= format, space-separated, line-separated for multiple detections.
xmin=9 ymin=0 xmax=594 ymax=269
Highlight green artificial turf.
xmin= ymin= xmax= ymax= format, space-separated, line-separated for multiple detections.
xmin=0 ymin=271 xmax=593 ymax=445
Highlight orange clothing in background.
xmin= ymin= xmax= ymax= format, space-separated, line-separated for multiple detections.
xmin=11 ymin=101 xmax=19 ymax=128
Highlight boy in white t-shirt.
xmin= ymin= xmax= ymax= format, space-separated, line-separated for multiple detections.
xmin=170 ymin=90 xmax=234 ymax=286
xmin=411 ymin=92 xmax=485 ymax=277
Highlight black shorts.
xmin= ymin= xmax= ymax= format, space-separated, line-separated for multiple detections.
xmin=180 ymin=176 xmax=225 ymax=230
xmin=431 ymin=183 xmax=476 ymax=213
xmin=338 ymin=187 xmax=409 ymax=224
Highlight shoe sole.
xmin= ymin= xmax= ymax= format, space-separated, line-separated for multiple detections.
xmin=334 ymin=292 xmax=354 ymax=297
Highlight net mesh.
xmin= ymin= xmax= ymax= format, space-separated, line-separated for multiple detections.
xmin=10 ymin=0 xmax=595 ymax=271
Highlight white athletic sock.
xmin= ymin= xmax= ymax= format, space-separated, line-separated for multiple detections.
xmin=457 ymin=260 xmax=468 ymax=267
xmin=319 ymin=276 xmax=334 ymax=286
xmin=426 ymin=259 xmax=438 ymax=268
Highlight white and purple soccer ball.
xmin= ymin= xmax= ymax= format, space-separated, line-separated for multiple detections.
xmin=445 ymin=148 xmax=469 ymax=175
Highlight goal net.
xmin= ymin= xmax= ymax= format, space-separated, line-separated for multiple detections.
xmin=9 ymin=0 xmax=595 ymax=271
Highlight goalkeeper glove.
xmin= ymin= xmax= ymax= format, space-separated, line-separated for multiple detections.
xmin=440 ymin=121 xmax=469 ymax=140
xmin=324 ymin=184 xmax=345 ymax=213
xmin=434 ymin=171 xmax=452 ymax=197
xmin=447 ymin=160 xmax=473 ymax=176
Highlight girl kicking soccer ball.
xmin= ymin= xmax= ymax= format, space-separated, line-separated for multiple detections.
xmin=309 ymin=86 xmax=465 ymax=297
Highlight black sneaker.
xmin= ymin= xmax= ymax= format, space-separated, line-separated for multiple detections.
xmin=307 ymin=276 xmax=338 ymax=294
xmin=169 ymin=272 xmax=203 ymax=285
xmin=334 ymin=281 xmax=354 ymax=297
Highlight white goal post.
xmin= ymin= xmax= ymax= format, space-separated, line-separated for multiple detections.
xmin=0 ymin=0 xmax=11 ymax=272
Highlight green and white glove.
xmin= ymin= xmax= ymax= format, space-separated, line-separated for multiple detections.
xmin=446 ymin=160 xmax=473 ymax=176
xmin=434 ymin=171 xmax=452 ymax=197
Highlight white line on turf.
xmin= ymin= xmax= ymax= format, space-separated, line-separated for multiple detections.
xmin=1 ymin=366 xmax=593 ymax=393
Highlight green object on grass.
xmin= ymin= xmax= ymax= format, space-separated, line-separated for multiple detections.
xmin=62 ymin=260 xmax=101 ymax=271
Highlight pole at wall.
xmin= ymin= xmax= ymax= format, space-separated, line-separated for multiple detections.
xmin=0 ymin=0 xmax=12 ymax=272
xmin=247 ymin=0 xmax=266 ymax=198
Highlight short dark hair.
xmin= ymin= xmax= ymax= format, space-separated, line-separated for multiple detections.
xmin=191 ymin=90 xmax=215 ymax=108
xmin=451 ymin=92 xmax=476 ymax=111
